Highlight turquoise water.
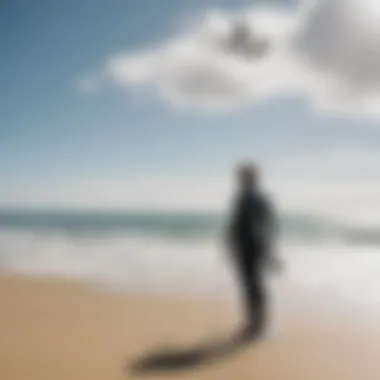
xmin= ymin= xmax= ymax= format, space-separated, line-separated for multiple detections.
xmin=0 ymin=211 xmax=223 ymax=238
xmin=0 ymin=210 xmax=379 ymax=244
xmin=1 ymin=210 xmax=380 ymax=318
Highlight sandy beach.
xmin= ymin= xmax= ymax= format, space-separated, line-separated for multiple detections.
xmin=0 ymin=275 xmax=379 ymax=380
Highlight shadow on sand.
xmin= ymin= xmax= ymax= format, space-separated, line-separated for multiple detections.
xmin=128 ymin=327 xmax=258 ymax=375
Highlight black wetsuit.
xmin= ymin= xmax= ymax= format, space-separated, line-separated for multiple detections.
xmin=228 ymin=189 xmax=275 ymax=332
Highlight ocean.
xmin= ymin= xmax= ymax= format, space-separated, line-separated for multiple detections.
xmin=1 ymin=210 xmax=380 ymax=321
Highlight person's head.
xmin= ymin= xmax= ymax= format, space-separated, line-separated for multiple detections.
xmin=236 ymin=162 xmax=260 ymax=191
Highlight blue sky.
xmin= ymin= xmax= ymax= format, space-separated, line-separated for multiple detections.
xmin=2 ymin=0 xmax=380 ymax=218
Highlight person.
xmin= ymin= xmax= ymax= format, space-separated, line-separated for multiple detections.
xmin=226 ymin=163 xmax=280 ymax=339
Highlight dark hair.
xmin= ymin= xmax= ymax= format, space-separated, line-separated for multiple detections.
xmin=237 ymin=162 xmax=260 ymax=187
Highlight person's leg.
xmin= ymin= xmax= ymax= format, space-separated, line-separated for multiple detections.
xmin=239 ymin=255 xmax=266 ymax=337
xmin=248 ymin=264 xmax=266 ymax=333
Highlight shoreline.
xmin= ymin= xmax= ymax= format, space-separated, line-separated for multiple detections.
xmin=2 ymin=269 xmax=379 ymax=328
xmin=1 ymin=274 xmax=380 ymax=380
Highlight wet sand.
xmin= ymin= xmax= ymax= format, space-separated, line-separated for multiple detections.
xmin=0 ymin=275 xmax=379 ymax=380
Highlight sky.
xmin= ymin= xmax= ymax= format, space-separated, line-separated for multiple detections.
xmin=2 ymin=0 xmax=380 ymax=222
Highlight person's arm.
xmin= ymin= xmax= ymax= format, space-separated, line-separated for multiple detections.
xmin=261 ymin=197 xmax=283 ymax=273
xmin=224 ymin=193 xmax=250 ymax=256
xmin=224 ymin=195 xmax=240 ymax=253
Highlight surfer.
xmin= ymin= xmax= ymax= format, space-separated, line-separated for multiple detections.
xmin=227 ymin=163 xmax=280 ymax=339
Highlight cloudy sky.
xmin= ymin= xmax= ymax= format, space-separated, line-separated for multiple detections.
xmin=2 ymin=0 xmax=380 ymax=222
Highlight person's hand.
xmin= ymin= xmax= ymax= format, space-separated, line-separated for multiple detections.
xmin=266 ymin=255 xmax=284 ymax=275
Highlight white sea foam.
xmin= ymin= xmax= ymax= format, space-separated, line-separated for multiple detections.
xmin=1 ymin=230 xmax=380 ymax=323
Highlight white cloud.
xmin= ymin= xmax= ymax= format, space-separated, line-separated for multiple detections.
xmin=103 ymin=8 xmax=301 ymax=110
xmin=296 ymin=0 xmax=380 ymax=89
xmin=87 ymin=0 xmax=380 ymax=118
xmin=295 ymin=0 xmax=380 ymax=117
